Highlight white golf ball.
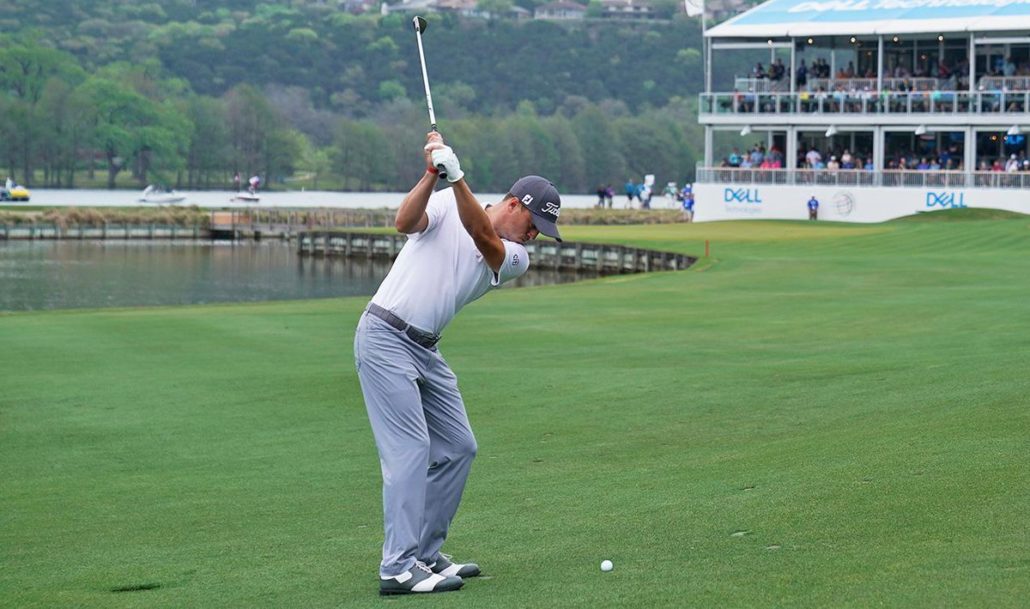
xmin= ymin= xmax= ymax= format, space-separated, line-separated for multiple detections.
xmin=600 ymin=559 xmax=613 ymax=572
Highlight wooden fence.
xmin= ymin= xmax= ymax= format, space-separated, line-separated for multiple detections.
xmin=297 ymin=231 xmax=695 ymax=273
xmin=0 ymin=223 xmax=204 ymax=240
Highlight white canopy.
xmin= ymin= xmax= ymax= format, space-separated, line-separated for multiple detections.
xmin=706 ymin=0 xmax=1030 ymax=38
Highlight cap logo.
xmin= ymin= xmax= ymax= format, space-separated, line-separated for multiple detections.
xmin=541 ymin=201 xmax=560 ymax=218
xmin=521 ymin=194 xmax=534 ymax=205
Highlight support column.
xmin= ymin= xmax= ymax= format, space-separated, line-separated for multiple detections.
xmin=704 ymin=126 xmax=714 ymax=168
xmin=969 ymin=34 xmax=976 ymax=92
xmin=877 ymin=35 xmax=884 ymax=90
xmin=706 ymin=38 xmax=713 ymax=93
xmin=873 ymin=126 xmax=884 ymax=185
xmin=790 ymin=38 xmax=797 ymax=93
xmin=965 ymin=127 xmax=976 ymax=176
xmin=786 ymin=126 xmax=798 ymax=181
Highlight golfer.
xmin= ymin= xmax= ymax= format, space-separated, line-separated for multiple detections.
xmin=354 ymin=131 xmax=562 ymax=595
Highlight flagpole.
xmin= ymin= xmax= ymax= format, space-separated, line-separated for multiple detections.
xmin=685 ymin=0 xmax=708 ymax=93
xmin=702 ymin=7 xmax=708 ymax=94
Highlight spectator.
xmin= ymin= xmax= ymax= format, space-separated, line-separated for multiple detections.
xmin=1005 ymin=154 xmax=1020 ymax=172
xmin=728 ymin=148 xmax=742 ymax=168
xmin=680 ymin=184 xmax=694 ymax=222
xmin=805 ymin=146 xmax=822 ymax=168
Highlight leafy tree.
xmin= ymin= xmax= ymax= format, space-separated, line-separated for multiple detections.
xmin=74 ymin=76 xmax=188 ymax=187
xmin=182 ymin=95 xmax=230 ymax=189
xmin=0 ymin=38 xmax=85 ymax=184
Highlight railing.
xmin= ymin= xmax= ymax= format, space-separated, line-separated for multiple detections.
xmin=979 ymin=76 xmax=1030 ymax=91
xmin=700 ymin=90 xmax=1030 ymax=115
xmin=298 ymin=231 xmax=696 ymax=273
xmin=807 ymin=77 xmax=877 ymax=92
xmin=734 ymin=77 xmax=787 ymax=93
xmin=694 ymin=167 xmax=1030 ymax=189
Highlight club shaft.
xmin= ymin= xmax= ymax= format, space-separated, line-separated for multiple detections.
xmin=414 ymin=30 xmax=437 ymax=130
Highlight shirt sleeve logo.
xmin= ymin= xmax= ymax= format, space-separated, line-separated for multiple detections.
xmin=512 ymin=253 xmax=520 ymax=266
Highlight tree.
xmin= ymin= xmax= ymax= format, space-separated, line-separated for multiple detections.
xmin=183 ymin=95 xmax=230 ymax=189
xmin=0 ymin=39 xmax=84 ymax=184
xmin=74 ymin=76 xmax=187 ymax=188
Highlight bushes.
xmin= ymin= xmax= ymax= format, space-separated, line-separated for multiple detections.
xmin=0 ymin=207 xmax=209 ymax=228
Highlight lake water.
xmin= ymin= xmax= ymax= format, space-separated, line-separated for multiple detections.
xmin=0 ymin=240 xmax=596 ymax=312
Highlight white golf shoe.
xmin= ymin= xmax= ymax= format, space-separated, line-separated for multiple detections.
xmin=379 ymin=561 xmax=463 ymax=596
xmin=428 ymin=553 xmax=481 ymax=578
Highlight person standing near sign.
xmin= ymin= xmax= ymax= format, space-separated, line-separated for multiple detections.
xmin=807 ymin=195 xmax=819 ymax=220
xmin=680 ymin=184 xmax=695 ymax=222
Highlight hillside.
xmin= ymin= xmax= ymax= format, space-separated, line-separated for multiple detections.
xmin=0 ymin=2 xmax=754 ymax=193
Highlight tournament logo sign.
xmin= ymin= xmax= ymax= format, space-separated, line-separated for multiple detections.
xmin=833 ymin=191 xmax=855 ymax=217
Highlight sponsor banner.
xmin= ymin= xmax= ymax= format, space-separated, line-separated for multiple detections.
xmin=693 ymin=183 xmax=1030 ymax=223
xmin=732 ymin=0 xmax=1030 ymax=26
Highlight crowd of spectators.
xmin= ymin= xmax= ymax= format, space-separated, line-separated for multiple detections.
xmin=717 ymin=142 xmax=1030 ymax=174
xmin=732 ymin=56 xmax=1030 ymax=101
xmin=720 ymin=143 xmax=786 ymax=169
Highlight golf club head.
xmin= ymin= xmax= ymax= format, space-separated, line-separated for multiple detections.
xmin=413 ymin=16 xmax=427 ymax=34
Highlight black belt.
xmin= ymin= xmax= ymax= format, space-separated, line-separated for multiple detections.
xmin=366 ymin=303 xmax=441 ymax=349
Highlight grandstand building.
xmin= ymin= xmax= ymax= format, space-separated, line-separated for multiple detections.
xmin=694 ymin=0 xmax=1030 ymax=222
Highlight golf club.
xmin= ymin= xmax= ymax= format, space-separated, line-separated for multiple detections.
xmin=412 ymin=15 xmax=447 ymax=178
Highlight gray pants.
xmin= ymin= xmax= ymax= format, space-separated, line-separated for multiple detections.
xmin=354 ymin=312 xmax=477 ymax=577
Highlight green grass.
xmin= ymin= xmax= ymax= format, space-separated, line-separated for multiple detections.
xmin=2 ymin=214 xmax=1029 ymax=608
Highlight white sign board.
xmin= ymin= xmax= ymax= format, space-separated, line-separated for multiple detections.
xmin=692 ymin=183 xmax=1030 ymax=223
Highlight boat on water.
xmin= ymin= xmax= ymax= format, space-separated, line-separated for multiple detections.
xmin=231 ymin=192 xmax=261 ymax=203
xmin=693 ymin=0 xmax=1030 ymax=222
xmin=0 ymin=184 xmax=30 ymax=202
xmin=139 ymin=185 xmax=186 ymax=204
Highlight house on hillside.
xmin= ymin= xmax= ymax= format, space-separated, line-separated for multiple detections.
xmin=341 ymin=0 xmax=379 ymax=14
xmin=704 ymin=0 xmax=754 ymax=21
xmin=599 ymin=0 xmax=657 ymax=20
xmin=382 ymin=0 xmax=437 ymax=14
xmin=433 ymin=0 xmax=532 ymax=19
xmin=534 ymin=1 xmax=588 ymax=20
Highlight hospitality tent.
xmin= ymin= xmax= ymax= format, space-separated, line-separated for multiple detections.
xmin=706 ymin=0 xmax=1030 ymax=38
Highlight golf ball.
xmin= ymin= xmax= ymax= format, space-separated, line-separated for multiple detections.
xmin=600 ymin=560 xmax=613 ymax=572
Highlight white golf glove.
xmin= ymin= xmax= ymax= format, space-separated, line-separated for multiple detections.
xmin=430 ymin=145 xmax=464 ymax=183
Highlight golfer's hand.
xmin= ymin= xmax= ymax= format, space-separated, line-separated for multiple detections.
xmin=430 ymin=146 xmax=464 ymax=183
xmin=423 ymin=132 xmax=444 ymax=174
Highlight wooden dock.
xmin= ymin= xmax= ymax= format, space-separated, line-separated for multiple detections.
xmin=208 ymin=209 xmax=394 ymax=239
xmin=296 ymin=231 xmax=695 ymax=274
xmin=0 ymin=223 xmax=204 ymax=240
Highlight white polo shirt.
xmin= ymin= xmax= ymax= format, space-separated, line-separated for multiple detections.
xmin=370 ymin=187 xmax=530 ymax=335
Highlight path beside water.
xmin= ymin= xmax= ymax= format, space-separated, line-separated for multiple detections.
xmin=16 ymin=189 xmax=618 ymax=210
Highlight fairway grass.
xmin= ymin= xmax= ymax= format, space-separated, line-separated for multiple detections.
xmin=2 ymin=215 xmax=1028 ymax=608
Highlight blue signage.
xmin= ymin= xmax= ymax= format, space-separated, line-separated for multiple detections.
xmin=729 ymin=0 xmax=1030 ymax=27
xmin=925 ymin=191 xmax=967 ymax=208
xmin=724 ymin=188 xmax=763 ymax=203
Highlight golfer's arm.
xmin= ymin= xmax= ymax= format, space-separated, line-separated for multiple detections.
xmin=451 ymin=180 xmax=505 ymax=272
xmin=395 ymin=171 xmax=438 ymax=234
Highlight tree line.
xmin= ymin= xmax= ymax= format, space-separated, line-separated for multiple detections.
xmin=0 ymin=35 xmax=704 ymax=194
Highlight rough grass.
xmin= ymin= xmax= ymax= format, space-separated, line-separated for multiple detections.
xmin=1 ymin=212 xmax=1028 ymax=608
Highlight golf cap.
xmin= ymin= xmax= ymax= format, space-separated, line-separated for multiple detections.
xmin=510 ymin=175 xmax=562 ymax=242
